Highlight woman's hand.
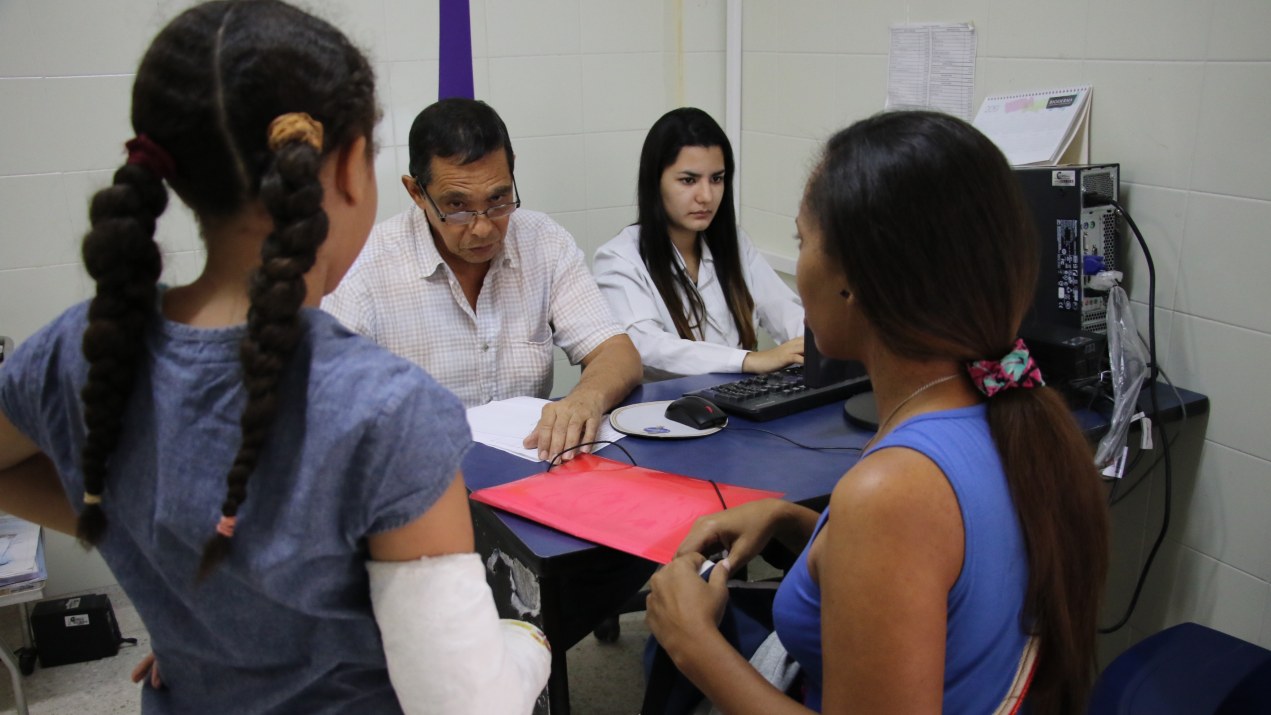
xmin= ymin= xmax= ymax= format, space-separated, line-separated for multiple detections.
xmin=131 ymin=652 xmax=162 ymax=690
xmin=742 ymin=336 xmax=804 ymax=374
xmin=646 ymin=553 xmax=730 ymax=658
xmin=676 ymin=498 xmax=791 ymax=571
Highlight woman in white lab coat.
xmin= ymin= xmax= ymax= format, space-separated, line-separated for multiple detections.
xmin=593 ymin=108 xmax=804 ymax=381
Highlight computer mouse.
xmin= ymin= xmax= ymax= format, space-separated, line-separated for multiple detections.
xmin=664 ymin=395 xmax=727 ymax=430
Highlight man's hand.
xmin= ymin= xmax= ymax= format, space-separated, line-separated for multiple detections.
xmin=523 ymin=334 xmax=640 ymax=463
xmin=522 ymin=390 xmax=606 ymax=463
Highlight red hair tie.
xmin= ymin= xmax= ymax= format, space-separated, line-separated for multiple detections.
xmin=124 ymin=134 xmax=177 ymax=182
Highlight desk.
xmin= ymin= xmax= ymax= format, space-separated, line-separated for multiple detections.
xmin=464 ymin=374 xmax=1208 ymax=714
xmin=0 ymin=529 xmax=44 ymax=715
xmin=1 ymin=586 xmax=41 ymax=715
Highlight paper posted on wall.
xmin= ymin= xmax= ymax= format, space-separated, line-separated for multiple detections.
xmin=972 ymin=85 xmax=1092 ymax=166
xmin=886 ymin=23 xmax=978 ymax=121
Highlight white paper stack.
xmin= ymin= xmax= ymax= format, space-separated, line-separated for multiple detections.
xmin=0 ymin=514 xmax=46 ymax=604
xmin=466 ymin=396 xmax=625 ymax=462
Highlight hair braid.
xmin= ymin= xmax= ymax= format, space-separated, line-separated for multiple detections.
xmin=78 ymin=163 xmax=167 ymax=545
xmin=83 ymin=0 xmax=377 ymax=576
xmin=197 ymin=138 xmax=327 ymax=577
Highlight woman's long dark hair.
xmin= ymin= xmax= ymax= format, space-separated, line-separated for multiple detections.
xmin=635 ymin=107 xmax=756 ymax=349
xmin=805 ymin=111 xmax=1109 ymax=714
xmin=77 ymin=0 xmax=377 ymax=579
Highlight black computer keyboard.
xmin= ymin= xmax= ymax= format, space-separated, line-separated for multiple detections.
xmin=687 ymin=365 xmax=871 ymax=422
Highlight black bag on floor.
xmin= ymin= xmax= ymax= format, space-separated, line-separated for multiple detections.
xmin=29 ymin=593 xmax=134 ymax=668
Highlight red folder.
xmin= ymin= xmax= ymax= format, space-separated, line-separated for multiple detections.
xmin=469 ymin=454 xmax=782 ymax=564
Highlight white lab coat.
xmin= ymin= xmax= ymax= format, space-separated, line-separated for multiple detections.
xmin=593 ymin=224 xmax=804 ymax=380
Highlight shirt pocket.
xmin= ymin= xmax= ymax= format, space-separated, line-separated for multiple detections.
xmin=507 ymin=323 xmax=554 ymax=361
xmin=501 ymin=326 xmax=555 ymax=396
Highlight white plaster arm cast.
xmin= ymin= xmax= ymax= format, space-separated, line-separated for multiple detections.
xmin=368 ymin=552 xmax=552 ymax=714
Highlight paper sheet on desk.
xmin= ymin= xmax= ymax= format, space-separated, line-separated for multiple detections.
xmin=466 ymin=396 xmax=626 ymax=462
xmin=0 ymin=514 xmax=41 ymax=584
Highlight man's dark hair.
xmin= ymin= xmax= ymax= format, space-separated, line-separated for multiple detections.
xmin=407 ymin=98 xmax=515 ymax=186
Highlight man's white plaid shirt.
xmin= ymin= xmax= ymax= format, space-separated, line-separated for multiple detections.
xmin=322 ymin=206 xmax=622 ymax=407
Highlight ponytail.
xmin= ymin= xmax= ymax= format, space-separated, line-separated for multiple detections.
xmin=970 ymin=341 xmax=1109 ymax=714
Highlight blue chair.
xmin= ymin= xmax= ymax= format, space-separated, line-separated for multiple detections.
xmin=1089 ymin=622 xmax=1271 ymax=714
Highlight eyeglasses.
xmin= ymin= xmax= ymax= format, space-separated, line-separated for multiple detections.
xmin=415 ymin=176 xmax=521 ymax=225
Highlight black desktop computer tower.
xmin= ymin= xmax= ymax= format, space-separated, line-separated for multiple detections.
xmin=1014 ymin=164 xmax=1119 ymax=393
xmin=1014 ymin=164 xmax=1120 ymax=335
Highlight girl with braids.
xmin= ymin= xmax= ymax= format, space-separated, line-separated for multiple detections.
xmin=645 ymin=111 xmax=1110 ymax=714
xmin=594 ymin=107 xmax=805 ymax=381
xmin=0 ymin=2 xmax=548 ymax=713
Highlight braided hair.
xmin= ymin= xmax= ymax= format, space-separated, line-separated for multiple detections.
xmin=76 ymin=1 xmax=377 ymax=580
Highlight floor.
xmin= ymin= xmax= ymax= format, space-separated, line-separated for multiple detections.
xmin=0 ymin=583 xmax=652 ymax=715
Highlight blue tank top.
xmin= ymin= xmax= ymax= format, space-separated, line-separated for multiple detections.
xmin=772 ymin=404 xmax=1030 ymax=712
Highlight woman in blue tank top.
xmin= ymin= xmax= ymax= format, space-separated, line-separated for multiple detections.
xmin=646 ymin=111 xmax=1110 ymax=715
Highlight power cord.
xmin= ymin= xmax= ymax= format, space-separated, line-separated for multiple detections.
xmin=545 ymin=439 xmax=728 ymax=510
xmin=1106 ymin=367 xmax=1189 ymax=507
xmin=543 ymin=440 xmax=634 ymax=470
xmin=1097 ymin=196 xmax=1173 ymax=635
xmin=723 ymin=425 xmax=864 ymax=453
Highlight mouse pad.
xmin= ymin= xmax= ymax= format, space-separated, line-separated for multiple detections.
xmin=609 ymin=400 xmax=725 ymax=438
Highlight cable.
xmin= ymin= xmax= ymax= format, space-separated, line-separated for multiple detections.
xmin=543 ymin=440 xmax=635 ymax=470
xmin=544 ymin=439 xmax=728 ymax=510
xmin=1155 ymin=363 xmax=1190 ymax=424
xmin=724 ymin=426 xmax=863 ymax=453
xmin=707 ymin=479 xmax=728 ymax=510
xmin=1100 ymin=433 xmax=1171 ymax=635
xmin=1098 ymin=197 xmax=1172 ymax=634
xmin=1108 ymin=424 xmax=1179 ymax=507
xmin=1107 ymin=368 xmax=1189 ymax=507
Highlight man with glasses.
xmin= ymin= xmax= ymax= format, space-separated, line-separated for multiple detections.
xmin=324 ymin=98 xmax=640 ymax=465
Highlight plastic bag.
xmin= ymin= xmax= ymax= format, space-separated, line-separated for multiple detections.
xmin=1094 ymin=285 xmax=1150 ymax=469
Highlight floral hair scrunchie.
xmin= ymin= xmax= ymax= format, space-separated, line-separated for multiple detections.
xmin=967 ymin=338 xmax=1046 ymax=397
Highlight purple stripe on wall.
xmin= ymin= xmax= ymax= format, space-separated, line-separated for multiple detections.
xmin=438 ymin=0 xmax=474 ymax=100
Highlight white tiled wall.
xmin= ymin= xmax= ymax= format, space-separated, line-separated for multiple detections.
xmin=3 ymin=0 xmax=1268 ymax=670
xmin=740 ymin=0 xmax=1271 ymax=659
xmin=0 ymin=0 xmax=726 ymax=594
